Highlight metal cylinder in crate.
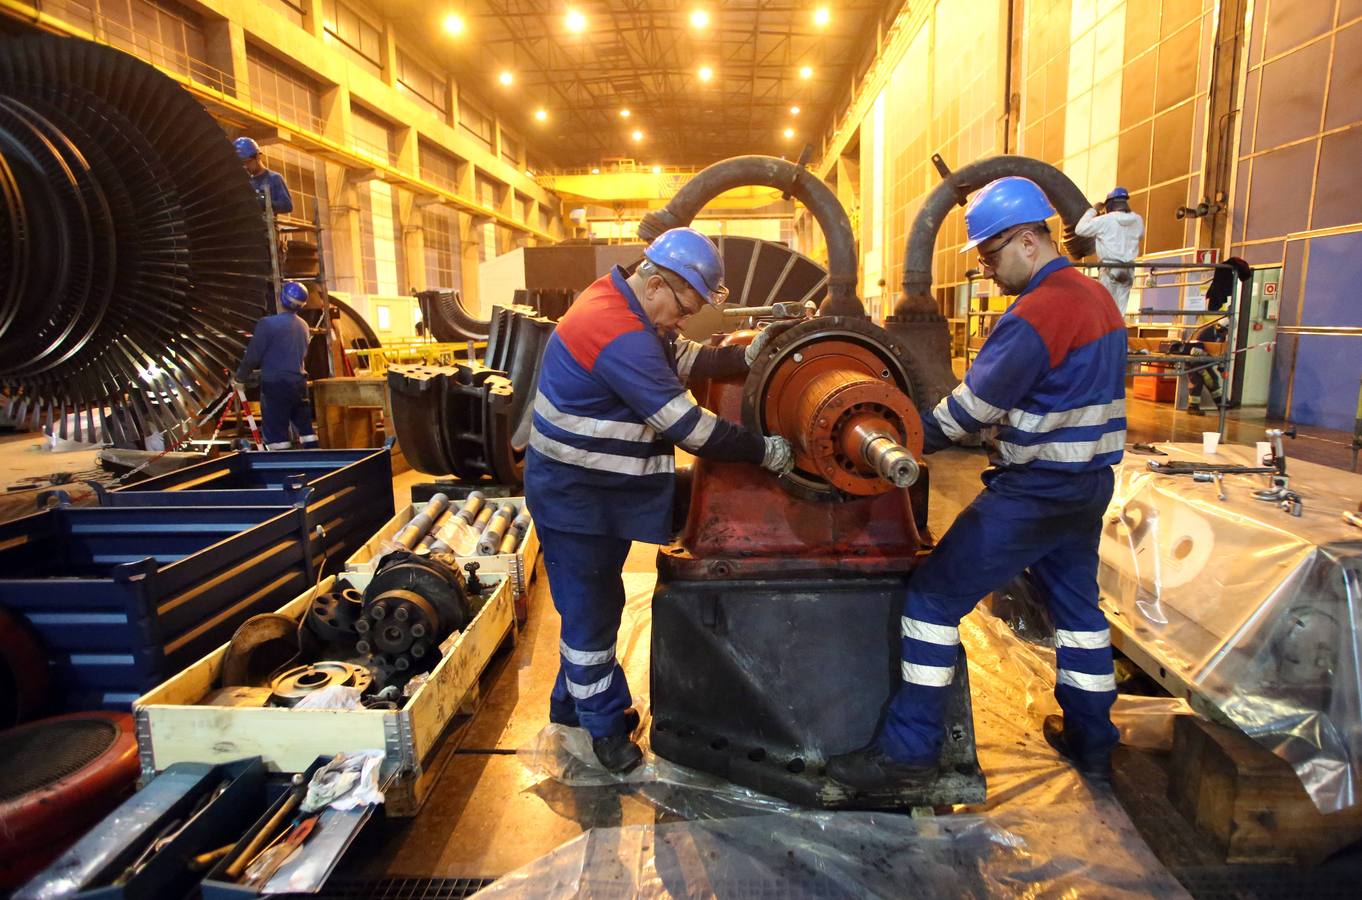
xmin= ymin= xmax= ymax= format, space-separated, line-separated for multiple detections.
xmin=394 ymin=494 xmax=450 ymax=549
xmin=476 ymin=504 xmax=518 ymax=556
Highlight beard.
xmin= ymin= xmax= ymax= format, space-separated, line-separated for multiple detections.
xmin=992 ymin=272 xmax=1028 ymax=295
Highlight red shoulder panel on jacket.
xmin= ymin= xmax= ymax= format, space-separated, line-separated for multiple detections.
xmin=556 ymin=274 xmax=645 ymax=371
xmin=1012 ymin=267 xmax=1126 ymax=367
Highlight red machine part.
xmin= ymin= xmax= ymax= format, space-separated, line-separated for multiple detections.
xmin=764 ymin=338 xmax=924 ymax=496
xmin=672 ymin=324 xmax=927 ymax=578
xmin=0 ymin=711 xmax=140 ymax=890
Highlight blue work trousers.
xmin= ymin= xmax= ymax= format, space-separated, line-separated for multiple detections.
xmin=880 ymin=466 xmax=1121 ymax=763
xmin=260 ymin=373 xmax=316 ymax=448
xmin=540 ymin=524 xmax=634 ymax=739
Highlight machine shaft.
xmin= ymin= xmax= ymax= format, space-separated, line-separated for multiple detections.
xmin=859 ymin=432 xmax=921 ymax=488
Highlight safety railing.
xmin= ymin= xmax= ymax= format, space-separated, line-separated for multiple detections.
xmin=344 ymin=340 xmax=487 ymax=372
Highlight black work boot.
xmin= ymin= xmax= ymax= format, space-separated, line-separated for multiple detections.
xmin=1043 ymin=715 xmax=1113 ymax=782
xmin=825 ymin=745 xmax=937 ymax=792
xmin=552 ymin=707 xmax=640 ymax=735
xmin=592 ymin=733 xmax=643 ymax=773
xmin=1186 ymin=403 xmax=1204 ymax=416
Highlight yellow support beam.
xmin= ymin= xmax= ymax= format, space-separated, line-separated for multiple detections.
xmin=540 ymin=172 xmax=787 ymax=209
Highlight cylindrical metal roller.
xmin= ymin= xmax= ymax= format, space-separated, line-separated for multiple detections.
xmin=471 ymin=506 xmax=494 ymax=531
xmin=477 ymin=504 xmax=518 ymax=556
xmin=453 ymin=491 xmax=486 ymax=525
xmin=497 ymin=513 xmax=532 ymax=554
xmin=394 ymin=493 xmax=450 ymax=549
xmin=415 ymin=508 xmax=454 ymax=554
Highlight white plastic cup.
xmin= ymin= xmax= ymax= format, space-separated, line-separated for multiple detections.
xmin=1202 ymin=431 xmax=1221 ymax=455
xmin=1256 ymin=441 xmax=1272 ymax=466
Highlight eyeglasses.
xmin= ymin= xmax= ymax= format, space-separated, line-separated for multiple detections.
xmin=977 ymin=228 xmax=1031 ymax=268
xmin=662 ymin=279 xmax=705 ymax=318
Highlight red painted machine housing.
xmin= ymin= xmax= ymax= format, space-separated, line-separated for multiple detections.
xmin=664 ymin=332 xmax=928 ymax=581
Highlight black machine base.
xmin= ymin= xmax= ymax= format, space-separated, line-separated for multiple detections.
xmin=650 ymin=567 xmax=986 ymax=809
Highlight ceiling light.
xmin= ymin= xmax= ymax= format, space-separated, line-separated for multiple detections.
xmin=690 ymin=9 xmax=709 ymax=29
xmin=698 ymin=65 xmax=713 ymax=82
xmin=814 ymin=7 xmax=830 ymax=27
xmin=652 ymin=164 xmax=662 ymax=174
xmin=565 ymin=8 xmax=586 ymax=33
xmin=591 ymin=167 xmax=600 ymax=174
xmin=631 ymin=129 xmax=643 ymax=142
xmin=443 ymin=13 xmax=465 ymax=36
xmin=790 ymin=105 xmax=800 ymax=115
xmin=799 ymin=65 xmax=813 ymax=80
xmin=783 ymin=127 xmax=795 ymax=139
xmin=620 ymin=108 xmax=631 ymax=118
xmin=535 ymin=108 xmax=548 ymax=122
xmin=498 ymin=71 xmax=513 ymax=86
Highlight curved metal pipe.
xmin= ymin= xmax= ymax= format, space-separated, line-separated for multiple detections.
xmin=639 ymin=155 xmax=863 ymax=317
xmin=897 ymin=154 xmax=1095 ymax=318
xmin=886 ymin=155 xmax=1096 ymax=412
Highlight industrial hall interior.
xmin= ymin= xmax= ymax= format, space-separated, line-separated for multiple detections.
xmin=6 ymin=0 xmax=1362 ymax=897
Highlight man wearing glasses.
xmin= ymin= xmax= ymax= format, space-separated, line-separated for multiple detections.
xmin=828 ymin=176 xmax=1128 ymax=792
xmin=525 ymin=227 xmax=794 ymax=773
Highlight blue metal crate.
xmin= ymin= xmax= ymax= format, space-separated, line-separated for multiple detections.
xmin=0 ymin=505 xmax=316 ymax=711
xmin=98 ymin=448 xmax=394 ymax=574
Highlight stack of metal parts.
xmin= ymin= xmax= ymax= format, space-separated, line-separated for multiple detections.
xmin=0 ymin=35 xmax=270 ymax=446
xmin=388 ymin=307 xmax=554 ymax=484
xmin=397 ymin=492 xmax=531 ymax=558
xmin=212 ymin=563 xmax=473 ymax=708
xmin=355 ymin=552 xmax=470 ymax=688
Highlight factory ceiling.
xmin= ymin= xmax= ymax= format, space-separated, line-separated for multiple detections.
xmin=384 ymin=0 xmax=899 ymax=169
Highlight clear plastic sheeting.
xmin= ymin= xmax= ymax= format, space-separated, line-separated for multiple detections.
xmin=497 ymin=550 xmax=1192 ymax=896
xmin=471 ymin=808 xmax=1183 ymax=899
xmin=1100 ymin=442 xmax=1362 ymax=812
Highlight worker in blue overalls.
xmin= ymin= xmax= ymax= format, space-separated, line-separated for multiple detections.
xmin=525 ymin=227 xmax=795 ymax=773
xmin=234 ymin=281 xmax=318 ymax=450
xmin=234 ymin=137 xmax=293 ymax=215
xmin=828 ymin=177 xmax=1128 ymax=790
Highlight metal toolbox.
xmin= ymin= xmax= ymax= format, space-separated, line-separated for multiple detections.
xmin=15 ymin=758 xmax=268 ymax=899
xmin=134 ymin=571 xmax=515 ymax=816
xmin=97 ymin=448 xmax=394 ymax=574
xmin=0 ymin=505 xmax=315 ymax=711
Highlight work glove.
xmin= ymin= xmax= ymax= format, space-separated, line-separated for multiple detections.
xmin=744 ymin=319 xmax=801 ymax=366
xmin=761 ymin=435 xmax=795 ymax=476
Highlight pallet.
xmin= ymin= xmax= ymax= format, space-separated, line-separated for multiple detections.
xmin=135 ymin=573 xmax=515 ymax=817
xmin=1167 ymin=716 xmax=1362 ymax=864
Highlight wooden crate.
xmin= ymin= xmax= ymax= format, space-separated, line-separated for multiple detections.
xmin=345 ymin=498 xmax=538 ymax=615
xmin=1167 ymin=716 xmax=1362 ymax=864
xmin=133 ymin=572 xmax=514 ymax=816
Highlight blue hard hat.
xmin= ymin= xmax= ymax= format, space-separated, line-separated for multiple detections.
xmin=1106 ymin=186 xmax=1130 ymax=202
xmin=234 ymin=136 xmax=260 ymax=160
xmin=643 ymin=227 xmax=728 ymax=306
xmin=961 ymin=176 xmax=1056 ymax=252
xmin=280 ymin=281 xmax=309 ymax=310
